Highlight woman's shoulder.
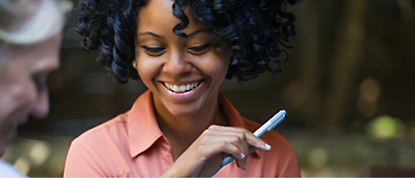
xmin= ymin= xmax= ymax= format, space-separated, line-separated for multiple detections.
xmin=73 ymin=91 xmax=154 ymax=147
xmin=64 ymin=112 xmax=135 ymax=177
xmin=71 ymin=112 xmax=130 ymax=147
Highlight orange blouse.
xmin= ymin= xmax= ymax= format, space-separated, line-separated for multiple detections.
xmin=64 ymin=91 xmax=301 ymax=177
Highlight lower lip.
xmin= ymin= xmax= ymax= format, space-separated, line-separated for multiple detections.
xmin=161 ymin=81 xmax=205 ymax=103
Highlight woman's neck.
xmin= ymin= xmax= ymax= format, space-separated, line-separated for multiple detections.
xmin=156 ymin=103 xmax=227 ymax=144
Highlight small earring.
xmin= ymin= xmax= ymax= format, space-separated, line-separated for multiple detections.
xmin=132 ymin=60 xmax=137 ymax=69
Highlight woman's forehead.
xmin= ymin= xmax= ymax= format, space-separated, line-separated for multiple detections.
xmin=138 ymin=0 xmax=178 ymax=30
xmin=137 ymin=0 xmax=204 ymax=36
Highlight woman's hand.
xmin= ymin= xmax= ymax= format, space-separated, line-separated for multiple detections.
xmin=161 ymin=125 xmax=271 ymax=177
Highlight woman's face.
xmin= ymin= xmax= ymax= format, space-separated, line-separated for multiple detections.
xmin=0 ymin=32 xmax=62 ymax=156
xmin=135 ymin=0 xmax=231 ymax=117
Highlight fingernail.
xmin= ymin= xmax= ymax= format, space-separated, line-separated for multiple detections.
xmin=244 ymin=162 xmax=248 ymax=169
xmin=265 ymin=143 xmax=271 ymax=150
xmin=240 ymin=153 xmax=245 ymax=159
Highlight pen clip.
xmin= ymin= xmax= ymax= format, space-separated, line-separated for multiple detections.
xmin=266 ymin=116 xmax=285 ymax=132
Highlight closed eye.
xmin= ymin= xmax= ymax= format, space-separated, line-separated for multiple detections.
xmin=142 ymin=46 xmax=165 ymax=55
xmin=188 ymin=43 xmax=211 ymax=55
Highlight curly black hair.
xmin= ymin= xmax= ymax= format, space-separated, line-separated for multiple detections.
xmin=71 ymin=0 xmax=298 ymax=83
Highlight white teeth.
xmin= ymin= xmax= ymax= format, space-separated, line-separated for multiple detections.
xmin=164 ymin=81 xmax=200 ymax=93
xmin=172 ymin=85 xmax=179 ymax=91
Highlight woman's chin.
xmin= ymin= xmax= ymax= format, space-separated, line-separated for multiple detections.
xmin=156 ymin=95 xmax=206 ymax=118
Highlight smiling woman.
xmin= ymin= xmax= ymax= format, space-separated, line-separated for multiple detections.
xmin=64 ymin=0 xmax=300 ymax=177
xmin=135 ymin=3 xmax=231 ymax=119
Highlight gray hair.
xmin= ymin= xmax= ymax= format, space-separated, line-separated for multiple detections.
xmin=0 ymin=0 xmax=70 ymax=45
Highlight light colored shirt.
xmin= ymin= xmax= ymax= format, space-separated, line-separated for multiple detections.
xmin=0 ymin=160 xmax=27 ymax=177
xmin=64 ymin=91 xmax=301 ymax=177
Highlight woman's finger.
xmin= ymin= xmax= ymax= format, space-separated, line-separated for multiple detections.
xmin=207 ymin=125 xmax=271 ymax=151
xmin=234 ymin=133 xmax=249 ymax=169
xmin=208 ymin=140 xmax=245 ymax=160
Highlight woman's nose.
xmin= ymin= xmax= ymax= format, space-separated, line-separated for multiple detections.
xmin=163 ymin=50 xmax=192 ymax=77
xmin=30 ymin=89 xmax=50 ymax=119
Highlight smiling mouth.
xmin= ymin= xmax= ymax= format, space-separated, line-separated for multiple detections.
xmin=162 ymin=80 xmax=203 ymax=93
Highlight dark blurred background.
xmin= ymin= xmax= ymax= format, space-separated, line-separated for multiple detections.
xmin=2 ymin=0 xmax=415 ymax=177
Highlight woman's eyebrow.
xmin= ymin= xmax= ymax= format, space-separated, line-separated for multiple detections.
xmin=137 ymin=29 xmax=207 ymax=39
xmin=137 ymin=32 xmax=164 ymax=38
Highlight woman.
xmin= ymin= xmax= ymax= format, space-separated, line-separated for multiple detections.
xmin=65 ymin=0 xmax=300 ymax=177
xmin=0 ymin=0 xmax=66 ymax=176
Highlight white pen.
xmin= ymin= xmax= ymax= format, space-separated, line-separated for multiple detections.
xmin=220 ymin=110 xmax=286 ymax=167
